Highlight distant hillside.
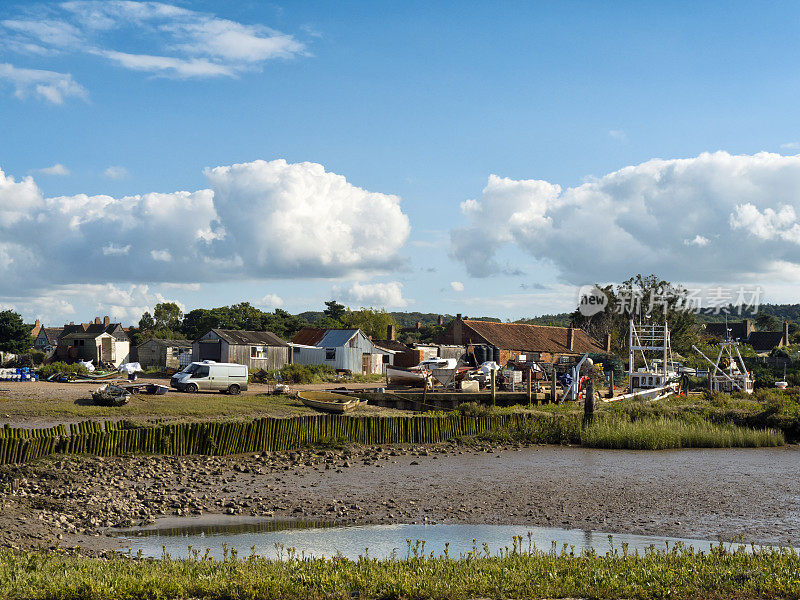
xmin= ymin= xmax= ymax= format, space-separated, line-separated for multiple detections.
xmin=298 ymin=311 xmax=457 ymax=328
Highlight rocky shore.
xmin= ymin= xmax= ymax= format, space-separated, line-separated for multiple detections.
xmin=1 ymin=443 xmax=798 ymax=554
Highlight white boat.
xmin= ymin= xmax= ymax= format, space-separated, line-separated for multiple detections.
xmin=298 ymin=391 xmax=361 ymax=413
xmin=692 ymin=323 xmax=754 ymax=394
xmin=386 ymin=365 xmax=428 ymax=386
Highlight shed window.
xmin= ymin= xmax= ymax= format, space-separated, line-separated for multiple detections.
xmin=251 ymin=346 xmax=267 ymax=359
xmin=382 ymin=354 xmax=390 ymax=364
xmin=325 ymin=348 xmax=336 ymax=360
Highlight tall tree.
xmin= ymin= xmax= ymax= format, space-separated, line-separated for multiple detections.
xmin=323 ymin=300 xmax=346 ymax=322
xmin=571 ymin=274 xmax=699 ymax=355
xmin=0 ymin=310 xmax=33 ymax=353
xmin=341 ymin=308 xmax=398 ymax=339
xmin=153 ymin=302 xmax=183 ymax=331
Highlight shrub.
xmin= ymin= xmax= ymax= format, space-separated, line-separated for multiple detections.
xmin=37 ymin=362 xmax=89 ymax=380
xmin=277 ymin=364 xmax=336 ymax=384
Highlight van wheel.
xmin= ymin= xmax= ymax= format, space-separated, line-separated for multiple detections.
xmin=228 ymin=384 xmax=241 ymax=396
xmin=185 ymin=383 xmax=198 ymax=393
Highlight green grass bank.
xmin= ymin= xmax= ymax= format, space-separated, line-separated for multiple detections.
xmin=2 ymin=544 xmax=799 ymax=600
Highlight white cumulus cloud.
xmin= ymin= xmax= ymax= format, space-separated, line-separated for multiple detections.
xmin=0 ymin=160 xmax=411 ymax=303
xmin=451 ymin=151 xmax=800 ymax=284
xmin=206 ymin=159 xmax=410 ymax=276
xmin=257 ymin=294 xmax=284 ymax=309
xmin=450 ymin=281 xmax=464 ymax=292
xmin=332 ymin=281 xmax=408 ymax=308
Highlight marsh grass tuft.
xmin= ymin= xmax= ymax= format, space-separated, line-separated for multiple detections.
xmin=581 ymin=415 xmax=784 ymax=450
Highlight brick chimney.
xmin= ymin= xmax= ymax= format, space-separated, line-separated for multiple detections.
xmin=604 ymin=333 xmax=612 ymax=352
xmin=783 ymin=321 xmax=790 ymax=346
xmin=35 ymin=319 xmax=40 ymax=328
xmin=416 ymin=321 xmax=422 ymax=330
xmin=453 ymin=314 xmax=463 ymax=345
xmin=103 ymin=315 xmax=110 ymax=326
xmin=567 ymin=327 xmax=575 ymax=352
xmin=387 ymin=324 xmax=396 ymax=340
xmin=94 ymin=317 xmax=101 ymax=325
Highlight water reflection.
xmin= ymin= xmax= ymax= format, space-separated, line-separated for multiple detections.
xmin=115 ymin=519 xmax=752 ymax=561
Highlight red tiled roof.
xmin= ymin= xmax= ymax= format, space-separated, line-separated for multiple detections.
xmin=443 ymin=319 xmax=605 ymax=354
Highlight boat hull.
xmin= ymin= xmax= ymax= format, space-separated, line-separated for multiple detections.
xmin=298 ymin=391 xmax=361 ymax=413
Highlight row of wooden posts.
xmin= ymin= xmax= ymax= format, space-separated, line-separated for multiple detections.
xmin=0 ymin=413 xmax=535 ymax=466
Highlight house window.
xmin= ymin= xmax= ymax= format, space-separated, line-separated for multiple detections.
xmin=251 ymin=346 xmax=267 ymax=359
xmin=325 ymin=348 xmax=336 ymax=360
xmin=74 ymin=339 xmax=85 ymax=347
xmin=382 ymin=354 xmax=390 ymax=364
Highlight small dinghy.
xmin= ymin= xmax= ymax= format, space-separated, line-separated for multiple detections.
xmin=92 ymin=384 xmax=131 ymax=406
xmin=144 ymin=383 xmax=169 ymax=395
xmin=298 ymin=391 xmax=361 ymax=413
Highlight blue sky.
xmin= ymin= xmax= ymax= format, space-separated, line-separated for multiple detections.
xmin=3 ymin=1 xmax=800 ymax=325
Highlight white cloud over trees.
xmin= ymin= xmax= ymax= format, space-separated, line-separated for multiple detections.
xmin=0 ymin=159 xmax=411 ymax=303
xmin=451 ymin=151 xmax=800 ymax=284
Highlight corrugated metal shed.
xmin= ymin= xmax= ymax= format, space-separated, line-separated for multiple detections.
xmin=319 ymin=329 xmax=359 ymax=347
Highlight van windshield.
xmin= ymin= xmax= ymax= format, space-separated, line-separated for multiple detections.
xmin=181 ymin=364 xmax=200 ymax=374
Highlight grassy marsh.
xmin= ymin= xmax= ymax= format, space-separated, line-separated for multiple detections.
xmin=2 ymin=543 xmax=799 ymax=600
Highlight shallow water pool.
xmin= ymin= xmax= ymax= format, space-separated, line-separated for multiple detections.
xmin=115 ymin=518 xmax=749 ymax=560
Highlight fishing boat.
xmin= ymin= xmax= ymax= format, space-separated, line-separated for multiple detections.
xmin=692 ymin=322 xmax=754 ymax=394
xmin=386 ymin=365 xmax=428 ymax=386
xmin=298 ymin=391 xmax=362 ymax=413
xmin=627 ymin=320 xmax=680 ymax=398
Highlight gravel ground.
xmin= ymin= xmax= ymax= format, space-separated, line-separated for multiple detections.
xmin=0 ymin=444 xmax=798 ymax=554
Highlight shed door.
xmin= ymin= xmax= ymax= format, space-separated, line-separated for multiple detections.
xmin=362 ymin=353 xmax=370 ymax=375
xmin=199 ymin=340 xmax=222 ymax=361
xmin=101 ymin=337 xmax=114 ymax=362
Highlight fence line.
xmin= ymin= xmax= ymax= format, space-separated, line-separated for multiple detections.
xmin=0 ymin=414 xmax=532 ymax=465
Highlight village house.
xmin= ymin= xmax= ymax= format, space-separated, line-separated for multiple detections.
xmin=703 ymin=319 xmax=791 ymax=353
xmin=192 ymin=329 xmax=290 ymax=371
xmin=33 ymin=327 xmax=64 ymax=355
xmin=137 ymin=338 xmax=193 ymax=370
xmin=55 ymin=317 xmax=131 ymax=367
xmin=434 ymin=314 xmax=609 ymax=364
xmin=290 ymin=327 xmax=388 ymax=374
xmin=29 ymin=319 xmax=42 ymax=339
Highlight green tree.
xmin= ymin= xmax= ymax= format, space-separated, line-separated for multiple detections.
xmin=756 ymin=313 xmax=781 ymax=331
xmin=0 ymin=310 xmax=33 ymax=353
xmin=571 ymin=274 xmax=700 ymax=355
xmin=341 ymin=308 xmax=398 ymax=340
xmin=323 ymin=300 xmax=346 ymax=322
xmin=138 ymin=311 xmax=156 ymax=332
xmin=153 ymin=302 xmax=183 ymax=330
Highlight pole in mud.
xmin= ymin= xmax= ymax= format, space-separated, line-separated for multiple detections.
xmin=490 ymin=369 xmax=496 ymax=407
xmin=584 ymin=378 xmax=595 ymax=424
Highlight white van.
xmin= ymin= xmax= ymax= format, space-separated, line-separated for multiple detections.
xmin=170 ymin=361 xmax=249 ymax=395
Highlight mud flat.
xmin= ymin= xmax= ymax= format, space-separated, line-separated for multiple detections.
xmin=0 ymin=444 xmax=798 ymax=553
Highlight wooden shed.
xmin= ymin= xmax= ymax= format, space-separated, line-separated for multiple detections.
xmin=192 ymin=329 xmax=290 ymax=371
xmin=137 ymin=338 xmax=192 ymax=370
